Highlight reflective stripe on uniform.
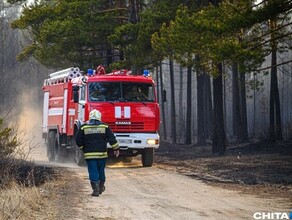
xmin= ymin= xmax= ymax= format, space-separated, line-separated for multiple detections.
xmin=111 ymin=142 xmax=119 ymax=149
xmin=84 ymin=152 xmax=108 ymax=159
xmin=82 ymin=125 xmax=108 ymax=135
xmin=85 ymin=155 xmax=108 ymax=159
xmin=81 ymin=124 xmax=108 ymax=130
xmin=84 ymin=127 xmax=106 ymax=135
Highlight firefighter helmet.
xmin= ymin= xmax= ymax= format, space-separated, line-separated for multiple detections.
xmin=89 ymin=109 xmax=102 ymax=121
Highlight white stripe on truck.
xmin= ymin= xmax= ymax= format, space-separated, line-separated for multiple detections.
xmin=115 ymin=106 xmax=122 ymax=118
xmin=48 ymin=108 xmax=63 ymax=116
xmin=124 ymin=106 xmax=130 ymax=118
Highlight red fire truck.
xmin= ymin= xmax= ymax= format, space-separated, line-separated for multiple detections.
xmin=42 ymin=66 xmax=160 ymax=167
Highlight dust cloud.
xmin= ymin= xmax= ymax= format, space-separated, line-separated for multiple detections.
xmin=16 ymin=90 xmax=79 ymax=167
xmin=16 ymin=90 xmax=47 ymax=162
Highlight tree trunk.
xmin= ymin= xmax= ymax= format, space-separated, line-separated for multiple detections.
xmin=269 ymin=19 xmax=282 ymax=140
xmin=0 ymin=3 xmax=4 ymax=107
xmin=204 ymin=74 xmax=213 ymax=140
xmin=197 ymin=70 xmax=206 ymax=145
xmin=185 ymin=66 xmax=192 ymax=144
xmin=156 ymin=66 xmax=159 ymax=102
xmin=169 ymin=59 xmax=176 ymax=144
xmin=197 ymin=69 xmax=213 ymax=145
xmin=274 ymin=64 xmax=282 ymax=140
xmin=106 ymin=49 xmax=113 ymax=66
xmin=232 ymin=63 xmax=241 ymax=140
xmin=129 ymin=0 xmax=138 ymax=23
xmin=179 ymin=66 xmax=184 ymax=142
xmin=239 ymin=70 xmax=248 ymax=141
xmin=159 ymin=62 xmax=167 ymax=140
xmin=269 ymin=44 xmax=282 ymax=140
xmin=269 ymin=58 xmax=276 ymax=140
xmin=212 ymin=63 xmax=226 ymax=155
xmin=209 ymin=0 xmax=224 ymax=152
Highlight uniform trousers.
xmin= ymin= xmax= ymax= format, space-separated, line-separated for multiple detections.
xmin=86 ymin=158 xmax=107 ymax=182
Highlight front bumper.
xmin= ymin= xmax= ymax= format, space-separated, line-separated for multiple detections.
xmin=107 ymin=132 xmax=159 ymax=150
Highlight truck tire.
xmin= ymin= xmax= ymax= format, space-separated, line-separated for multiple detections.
xmin=48 ymin=130 xmax=65 ymax=162
xmin=54 ymin=141 xmax=65 ymax=162
xmin=47 ymin=131 xmax=56 ymax=162
xmin=73 ymin=127 xmax=86 ymax=166
xmin=142 ymin=148 xmax=154 ymax=167
xmin=75 ymin=147 xmax=86 ymax=166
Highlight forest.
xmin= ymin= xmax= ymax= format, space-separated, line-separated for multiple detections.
xmin=1 ymin=0 xmax=292 ymax=155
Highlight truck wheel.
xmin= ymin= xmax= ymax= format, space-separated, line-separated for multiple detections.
xmin=75 ymin=147 xmax=86 ymax=166
xmin=142 ymin=148 xmax=154 ymax=167
xmin=47 ymin=131 xmax=56 ymax=161
xmin=54 ymin=141 xmax=65 ymax=162
xmin=48 ymin=130 xmax=65 ymax=162
xmin=73 ymin=128 xmax=86 ymax=166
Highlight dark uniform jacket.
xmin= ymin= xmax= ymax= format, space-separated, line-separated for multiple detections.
xmin=76 ymin=119 xmax=119 ymax=159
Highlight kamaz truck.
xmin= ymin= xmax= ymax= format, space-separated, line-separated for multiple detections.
xmin=42 ymin=66 xmax=160 ymax=167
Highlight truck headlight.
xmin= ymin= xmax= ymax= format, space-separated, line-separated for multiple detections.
xmin=146 ymin=139 xmax=159 ymax=145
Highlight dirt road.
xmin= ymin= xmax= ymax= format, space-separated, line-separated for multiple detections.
xmin=30 ymin=144 xmax=290 ymax=220
xmin=72 ymin=165 xmax=289 ymax=220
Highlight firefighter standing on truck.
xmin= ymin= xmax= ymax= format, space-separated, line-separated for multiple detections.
xmin=76 ymin=109 xmax=119 ymax=197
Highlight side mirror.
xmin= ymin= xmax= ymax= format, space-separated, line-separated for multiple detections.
xmin=162 ymin=89 xmax=167 ymax=102
xmin=73 ymin=85 xmax=79 ymax=103
xmin=79 ymin=100 xmax=86 ymax=106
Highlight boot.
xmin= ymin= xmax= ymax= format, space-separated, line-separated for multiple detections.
xmin=90 ymin=181 xmax=100 ymax=197
xmin=99 ymin=181 xmax=105 ymax=194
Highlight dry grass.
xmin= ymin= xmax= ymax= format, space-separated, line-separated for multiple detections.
xmin=0 ymin=117 xmax=67 ymax=219
xmin=0 ymin=167 xmax=72 ymax=220
xmin=0 ymin=182 xmax=57 ymax=220
xmin=0 ymin=146 xmax=59 ymax=220
xmin=0 ymin=160 xmax=58 ymax=220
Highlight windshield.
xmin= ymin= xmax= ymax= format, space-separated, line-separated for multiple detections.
xmin=88 ymin=82 xmax=155 ymax=102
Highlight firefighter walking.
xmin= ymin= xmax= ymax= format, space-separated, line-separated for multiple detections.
xmin=76 ymin=109 xmax=119 ymax=197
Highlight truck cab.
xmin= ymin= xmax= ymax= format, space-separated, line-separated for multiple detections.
xmin=73 ymin=71 xmax=160 ymax=167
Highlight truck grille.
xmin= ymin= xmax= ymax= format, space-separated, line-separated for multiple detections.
xmin=108 ymin=122 xmax=144 ymax=131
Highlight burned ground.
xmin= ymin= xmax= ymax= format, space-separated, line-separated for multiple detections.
xmin=154 ymin=140 xmax=292 ymax=201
